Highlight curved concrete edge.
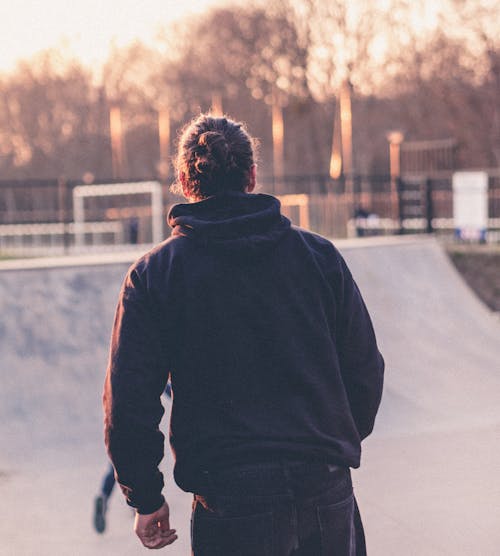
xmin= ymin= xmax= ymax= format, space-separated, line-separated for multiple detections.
xmin=0 ymin=235 xmax=434 ymax=271
xmin=0 ymin=246 xmax=154 ymax=271
xmin=333 ymin=234 xmax=436 ymax=250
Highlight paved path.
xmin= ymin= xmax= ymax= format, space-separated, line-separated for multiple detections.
xmin=0 ymin=236 xmax=498 ymax=555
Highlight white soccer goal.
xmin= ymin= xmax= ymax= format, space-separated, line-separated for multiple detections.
xmin=72 ymin=181 xmax=164 ymax=248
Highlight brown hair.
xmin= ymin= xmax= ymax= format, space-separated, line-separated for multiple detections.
xmin=173 ymin=114 xmax=256 ymax=200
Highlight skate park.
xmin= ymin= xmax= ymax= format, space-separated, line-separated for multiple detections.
xmin=1 ymin=1 xmax=499 ymax=552
xmin=1 ymin=234 xmax=499 ymax=555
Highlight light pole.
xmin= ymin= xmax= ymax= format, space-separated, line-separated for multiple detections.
xmin=340 ymin=80 xmax=353 ymax=190
xmin=329 ymin=97 xmax=342 ymax=180
xmin=158 ymin=106 xmax=171 ymax=180
xmin=387 ymin=130 xmax=404 ymax=223
xmin=272 ymin=95 xmax=285 ymax=195
xmin=109 ymin=104 xmax=126 ymax=179
xmin=211 ymin=92 xmax=223 ymax=117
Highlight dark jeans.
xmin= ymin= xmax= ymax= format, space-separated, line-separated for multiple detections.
xmin=190 ymin=462 xmax=366 ymax=556
xmin=101 ymin=464 xmax=116 ymax=498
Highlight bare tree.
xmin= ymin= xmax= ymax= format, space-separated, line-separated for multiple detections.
xmin=0 ymin=49 xmax=108 ymax=179
xmin=444 ymin=0 xmax=500 ymax=165
xmin=384 ymin=0 xmax=500 ymax=168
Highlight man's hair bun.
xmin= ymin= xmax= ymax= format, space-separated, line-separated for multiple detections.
xmin=173 ymin=114 xmax=255 ymax=200
xmin=193 ymin=131 xmax=229 ymax=176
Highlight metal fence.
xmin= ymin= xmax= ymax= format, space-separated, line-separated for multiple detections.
xmin=1 ymin=172 xmax=500 ymax=256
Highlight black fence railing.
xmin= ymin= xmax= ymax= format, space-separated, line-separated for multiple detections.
xmin=1 ymin=173 xmax=499 ymax=230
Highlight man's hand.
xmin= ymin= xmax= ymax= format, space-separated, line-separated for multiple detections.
xmin=134 ymin=502 xmax=178 ymax=550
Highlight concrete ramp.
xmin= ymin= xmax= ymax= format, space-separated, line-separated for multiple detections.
xmin=340 ymin=237 xmax=500 ymax=556
xmin=0 ymin=237 xmax=498 ymax=555
xmin=341 ymin=236 xmax=500 ymax=435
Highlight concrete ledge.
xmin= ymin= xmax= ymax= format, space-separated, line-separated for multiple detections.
xmin=332 ymin=233 xmax=435 ymax=250
xmin=0 ymin=247 xmax=152 ymax=271
xmin=0 ymin=234 xmax=436 ymax=271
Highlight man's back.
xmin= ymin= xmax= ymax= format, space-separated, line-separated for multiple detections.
xmin=113 ymin=192 xmax=383 ymax=492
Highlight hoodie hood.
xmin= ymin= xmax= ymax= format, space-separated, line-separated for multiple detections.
xmin=167 ymin=191 xmax=291 ymax=254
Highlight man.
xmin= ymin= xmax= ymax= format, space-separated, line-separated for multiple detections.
xmin=104 ymin=114 xmax=384 ymax=554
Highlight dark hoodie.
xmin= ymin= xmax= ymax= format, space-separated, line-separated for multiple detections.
xmin=104 ymin=192 xmax=384 ymax=514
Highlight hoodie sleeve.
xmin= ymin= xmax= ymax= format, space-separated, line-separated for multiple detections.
xmin=103 ymin=265 xmax=168 ymax=514
xmin=336 ymin=255 xmax=384 ymax=440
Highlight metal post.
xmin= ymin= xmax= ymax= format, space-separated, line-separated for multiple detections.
xmin=211 ymin=92 xmax=223 ymax=117
xmin=387 ymin=131 xmax=404 ymax=227
xmin=425 ymin=178 xmax=434 ymax=234
xmin=329 ymin=98 xmax=342 ymax=180
xmin=110 ymin=105 xmax=125 ymax=179
xmin=340 ymin=81 xmax=353 ymax=193
xmin=158 ymin=107 xmax=171 ymax=180
xmin=397 ymin=177 xmax=404 ymax=234
xmin=151 ymin=183 xmax=163 ymax=245
xmin=58 ymin=177 xmax=70 ymax=254
xmin=73 ymin=191 xmax=85 ymax=248
xmin=272 ymin=99 xmax=284 ymax=195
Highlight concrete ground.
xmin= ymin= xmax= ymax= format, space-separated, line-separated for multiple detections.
xmin=0 ymin=236 xmax=498 ymax=555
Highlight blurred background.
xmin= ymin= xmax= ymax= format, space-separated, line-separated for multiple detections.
xmin=0 ymin=0 xmax=499 ymax=256
xmin=1 ymin=2 xmax=499 ymax=555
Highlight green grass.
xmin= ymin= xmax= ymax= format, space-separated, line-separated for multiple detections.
xmin=446 ymin=243 xmax=500 ymax=255
xmin=0 ymin=252 xmax=29 ymax=261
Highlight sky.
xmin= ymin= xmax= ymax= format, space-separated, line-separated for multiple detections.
xmin=0 ymin=1 xmax=494 ymax=79
xmin=0 ymin=0 xmax=226 ymax=74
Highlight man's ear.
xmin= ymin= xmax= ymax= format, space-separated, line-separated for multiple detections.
xmin=247 ymin=165 xmax=256 ymax=193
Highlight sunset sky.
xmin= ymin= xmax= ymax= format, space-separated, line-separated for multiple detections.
xmin=0 ymin=1 xmax=494 ymax=79
xmin=0 ymin=0 xmax=227 ymax=73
